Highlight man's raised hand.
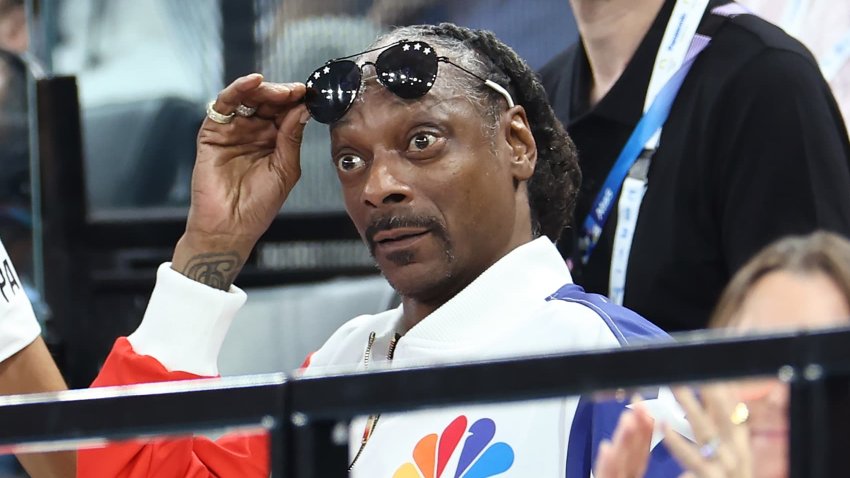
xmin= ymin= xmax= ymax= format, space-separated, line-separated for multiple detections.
xmin=173 ymin=74 xmax=310 ymax=289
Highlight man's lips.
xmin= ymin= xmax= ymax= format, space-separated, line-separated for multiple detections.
xmin=370 ymin=227 xmax=432 ymax=255
xmin=372 ymin=227 xmax=430 ymax=244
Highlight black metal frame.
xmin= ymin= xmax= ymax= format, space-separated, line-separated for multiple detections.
xmin=36 ymin=76 xmax=92 ymax=387
xmin=1 ymin=327 xmax=849 ymax=477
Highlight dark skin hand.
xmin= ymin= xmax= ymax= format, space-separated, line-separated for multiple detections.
xmin=171 ymin=74 xmax=310 ymax=289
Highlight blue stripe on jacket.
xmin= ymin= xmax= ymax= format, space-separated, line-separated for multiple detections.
xmin=548 ymin=283 xmax=683 ymax=478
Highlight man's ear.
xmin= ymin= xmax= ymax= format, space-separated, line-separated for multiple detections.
xmin=503 ymin=105 xmax=536 ymax=181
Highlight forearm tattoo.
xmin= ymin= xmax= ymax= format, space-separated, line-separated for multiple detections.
xmin=180 ymin=252 xmax=243 ymax=290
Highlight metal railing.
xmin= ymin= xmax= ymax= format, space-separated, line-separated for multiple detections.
xmin=2 ymin=327 xmax=850 ymax=477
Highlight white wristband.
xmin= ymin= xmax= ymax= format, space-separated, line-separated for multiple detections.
xmin=128 ymin=263 xmax=247 ymax=376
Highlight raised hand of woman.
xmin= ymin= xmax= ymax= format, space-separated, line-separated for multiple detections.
xmin=665 ymin=385 xmax=752 ymax=478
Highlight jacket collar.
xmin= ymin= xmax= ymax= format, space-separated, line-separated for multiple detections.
xmin=394 ymin=237 xmax=573 ymax=348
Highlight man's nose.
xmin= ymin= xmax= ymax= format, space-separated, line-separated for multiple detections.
xmin=361 ymin=151 xmax=412 ymax=207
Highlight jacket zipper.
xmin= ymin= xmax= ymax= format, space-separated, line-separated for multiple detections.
xmin=348 ymin=331 xmax=400 ymax=471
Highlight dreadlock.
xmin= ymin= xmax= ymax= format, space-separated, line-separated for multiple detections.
xmin=370 ymin=23 xmax=581 ymax=242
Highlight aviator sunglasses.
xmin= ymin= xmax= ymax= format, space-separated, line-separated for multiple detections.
xmin=304 ymin=39 xmax=516 ymax=124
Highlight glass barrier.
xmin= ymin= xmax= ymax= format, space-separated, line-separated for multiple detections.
xmin=283 ymin=326 xmax=850 ymax=477
xmin=328 ymin=376 xmax=783 ymax=478
xmin=2 ymin=327 xmax=849 ymax=477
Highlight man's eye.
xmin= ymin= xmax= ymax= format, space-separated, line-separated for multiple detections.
xmin=336 ymin=154 xmax=366 ymax=172
xmin=409 ymin=133 xmax=437 ymax=151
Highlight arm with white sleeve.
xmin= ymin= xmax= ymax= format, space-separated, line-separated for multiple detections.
xmin=78 ymin=75 xmax=311 ymax=477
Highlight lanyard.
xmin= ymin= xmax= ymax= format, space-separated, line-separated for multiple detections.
xmin=577 ymin=0 xmax=710 ymax=268
xmin=642 ymin=0 xmax=712 ymax=149
xmin=578 ymin=1 xmax=750 ymax=305
xmin=609 ymin=2 xmax=750 ymax=304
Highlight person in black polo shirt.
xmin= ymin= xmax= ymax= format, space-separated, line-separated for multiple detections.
xmin=540 ymin=0 xmax=850 ymax=332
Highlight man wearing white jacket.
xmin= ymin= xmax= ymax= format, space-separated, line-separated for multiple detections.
xmin=81 ymin=24 xmax=684 ymax=477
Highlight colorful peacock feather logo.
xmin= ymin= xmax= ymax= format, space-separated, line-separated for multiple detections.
xmin=393 ymin=415 xmax=514 ymax=478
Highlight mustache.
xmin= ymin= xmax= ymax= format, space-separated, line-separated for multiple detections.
xmin=364 ymin=214 xmax=450 ymax=253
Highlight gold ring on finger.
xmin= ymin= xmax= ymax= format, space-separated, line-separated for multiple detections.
xmin=730 ymin=402 xmax=749 ymax=426
xmin=206 ymin=100 xmax=235 ymax=124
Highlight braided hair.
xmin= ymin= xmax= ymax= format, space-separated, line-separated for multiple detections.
xmin=370 ymin=23 xmax=580 ymax=242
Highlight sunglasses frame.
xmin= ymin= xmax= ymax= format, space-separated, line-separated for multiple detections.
xmin=305 ymin=39 xmax=516 ymax=124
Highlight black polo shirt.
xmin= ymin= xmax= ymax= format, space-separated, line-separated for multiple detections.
xmin=540 ymin=0 xmax=850 ymax=332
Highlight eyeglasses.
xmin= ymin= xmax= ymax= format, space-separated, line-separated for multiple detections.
xmin=304 ymin=39 xmax=516 ymax=124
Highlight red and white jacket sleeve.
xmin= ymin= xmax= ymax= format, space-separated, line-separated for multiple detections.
xmin=78 ymin=263 xmax=271 ymax=478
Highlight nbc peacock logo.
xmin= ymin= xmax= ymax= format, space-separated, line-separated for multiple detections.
xmin=393 ymin=415 xmax=514 ymax=478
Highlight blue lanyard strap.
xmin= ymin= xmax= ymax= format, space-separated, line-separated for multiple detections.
xmin=578 ymin=43 xmax=707 ymax=265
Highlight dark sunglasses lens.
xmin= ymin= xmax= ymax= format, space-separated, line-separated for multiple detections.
xmin=305 ymin=60 xmax=361 ymax=124
xmin=375 ymin=41 xmax=438 ymax=99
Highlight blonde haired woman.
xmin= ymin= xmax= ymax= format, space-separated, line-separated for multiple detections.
xmin=596 ymin=231 xmax=850 ymax=478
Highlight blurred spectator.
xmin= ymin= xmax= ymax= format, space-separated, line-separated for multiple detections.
xmin=595 ymin=231 xmax=850 ymax=478
xmin=0 ymin=0 xmax=26 ymax=54
xmin=540 ymin=0 xmax=850 ymax=332
xmin=739 ymin=0 xmax=850 ymax=131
